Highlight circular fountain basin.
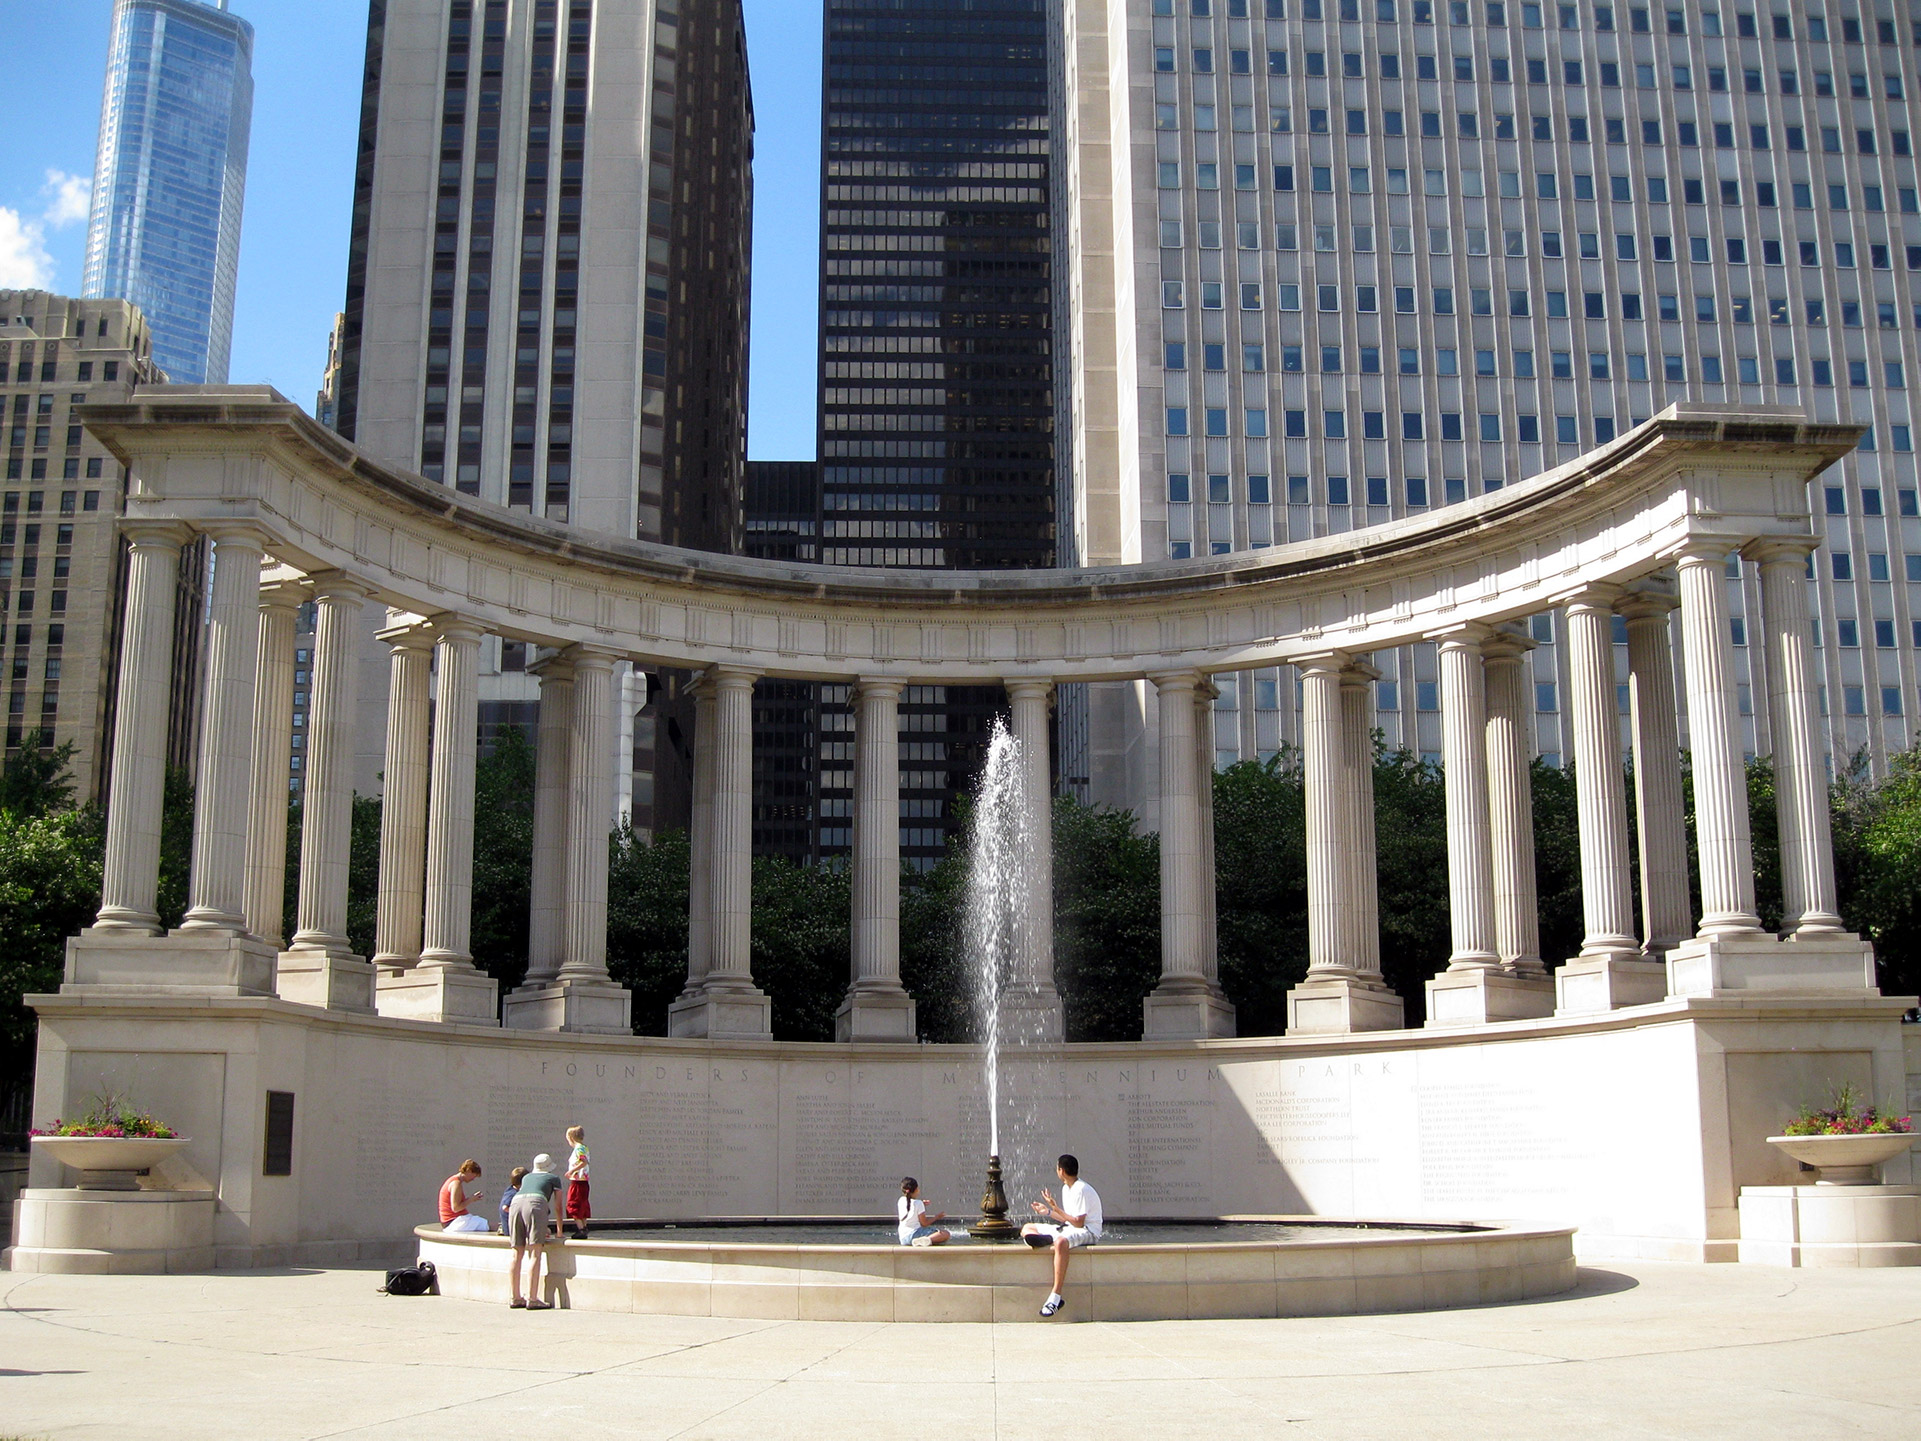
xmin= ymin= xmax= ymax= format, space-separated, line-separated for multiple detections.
xmin=416 ymin=1216 xmax=1577 ymax=1322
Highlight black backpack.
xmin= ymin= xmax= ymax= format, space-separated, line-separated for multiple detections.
xmin=380 ymin=1259 xmax=438 ymax=1296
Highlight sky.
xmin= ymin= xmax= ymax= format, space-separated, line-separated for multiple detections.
xmin=0 ymin=0 xmax=821 ymax=461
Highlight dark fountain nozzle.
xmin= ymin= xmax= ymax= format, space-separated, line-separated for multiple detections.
xmin=969 ymin=1153 xmax=1021 ymax=1242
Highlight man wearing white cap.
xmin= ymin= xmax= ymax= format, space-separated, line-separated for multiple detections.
xmin=508 ymin=1153 xmax=563 ymax=1309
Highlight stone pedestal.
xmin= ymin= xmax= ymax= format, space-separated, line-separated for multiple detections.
xmin=275 ymin=951 xmax=377 ymax=1013
xmin=374 ymin=966 xmax=500 ymax=1025
xmin=995 ymin=983 xmax=1065 ymax=1044
xmin=502 ymin=979 xmax=632 ymax=1035
xmin=1666 ymin=934 xmax=1878 ymax=998
xmin=833 ymin=984 xmax=918 ymax=1042
xmin=6 ymin=1188 xmax=215 ymax=1274
xmin=1424 ymin=969 xmax=1555 ymax=1027
xmin=64 ymin=931 xmax=278 ymax=998
xmin=1737 ymin=1185 xmax=1921 ymax=1267
xmin=1142 ymin=977 xmax=1236 ymax=1039
xmin=1286 ymin=977 xmax=1407 ymax=1034
xmin=1554 ymin=957 xmax=1671 ymax=1014
xmin=668 ymin=979 xmax=773 ymax=1040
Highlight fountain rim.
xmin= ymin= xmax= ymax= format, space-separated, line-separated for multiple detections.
xmin=416 ymin=1215 xmax=1561 ymax=1255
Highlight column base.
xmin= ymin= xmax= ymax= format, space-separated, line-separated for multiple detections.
xmin=502 ymin=978 xmax=633 ymax=1035
xmin=1554 ymin=956 xmax=1671 ymax=1015
xmin=996 ymin=982 xmax=1064 ymax=1043
xmin=667 ymin=978 xmax=773 ymax=1040
xmin=1666 ymin=932 xmax=1878 ymax=998
xmin=1142 ymin=977 xmax=1236 ymax=1040
xmin=374 ymin=964 xmax=500 ymax=1025
xmin=1737 ymin=1185 xmax=1921 ymax=1267
xmin=275 ymin=947 xmax=377 ymax=1014
xmin=1424 ymin=968 xmax=1556 ymax=1027
xmin=6 ymin=1187 xmax=215 ymax=1274
xmin=834 ymin=984 xmax=919 ymax=1043
xmin=62 ymin=931 xmax=278 ymax=998
xmin=1285 ymin=976 xmax=1407 ymax=1034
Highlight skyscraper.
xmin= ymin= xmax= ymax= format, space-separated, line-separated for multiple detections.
xmin=83 ymin=0 xmax=254 ymax=386
xmin=333 ymin=0 xmax=754 ymax=830
xmin=1053 ymin=0 xmax=1921 ymax=814
xmin=811 ymin=0 xmax=1061 ymax=869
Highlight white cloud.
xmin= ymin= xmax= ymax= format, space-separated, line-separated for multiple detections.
xmin=41 ymin=170 xmax=91 ymax=229
xmin=0 ymin=208 xmax=54 ymax=289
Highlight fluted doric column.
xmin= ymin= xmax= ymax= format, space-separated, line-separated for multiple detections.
xmin=421 ymin=621 xmax=482 ymax=971
xmin=1621 ymin=588 xmax=1693 ymax=955
xmin=1143 ymin=671 xmax=1235 ymax=1038
xmin=522 ymin=651 xmax=575 ymax=985
xmin=1436 ymin=629 xmax=1500 ymax=969
xmin=243 ymin=577 xmax=304 ymax=946
xmin=181 ymin=529 xmax=266 ymax=932
xmin=837 ymin=678 xmax=917 ymax=1041
xmin=1300 ymin=658 xmax=1353 ymax=976
xmin=1563 ymin=588 xmax=1641 ymax=964
xmin=559 ymin=646 xmax=617 ymax=983
xmin=276 ymin=575 xmax=377 ymax=1011
xmin=1194 ymin=681 xmax=1220 ymax=981
xmin=681 ymin=674 xmax=717 ymax=996
xmin=371 ymin=621 xmax=434 ymax=971
xmin=287 ymin=576 xmax=369 ymax=960
xmin=1481 ymin=632 xmax=1542 ymax=974
xmin=92 ymin=523 xmax=189 ymax=933
xmin=668 ymin=665 xmax=771 ymax=1038
xmin=1755 ymin=541 xmax=1845 ymax=935
xmin=1341 ymin=666 xmax=1383 ymax=979
xmin=1675 ymin=543 xmax=1763 ymax=936
xmin=1004 ymin=678 xmax=1064 ymax=1039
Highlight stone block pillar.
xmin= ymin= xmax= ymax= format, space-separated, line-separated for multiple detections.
xmin=1287 ymin=656 xmax=1404 ymax=1033
xmin=242 ymin=578 xmax=304 ymax=948
xmin=836 ymin=679 xmax=916 ymax=1041
xmin=370 ymin=622 xmax=433 ymax=979
xmin=669 ymin=665 xmax=772 ymax=1039
xmin=1143 ymin=670 xmax=1235 ymax=1039
xmin=276 ymin=575 xmax=377 ymax=1012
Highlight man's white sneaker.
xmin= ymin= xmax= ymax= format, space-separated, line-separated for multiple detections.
xmin=1040 ymin=1294 xmax=1064 ymax=1317
xmin=910 ymin=1234 xmax=935 ymax=1247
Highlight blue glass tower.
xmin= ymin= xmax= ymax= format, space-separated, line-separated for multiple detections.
xmin=83 ymin=0 xmax=254 ymax=385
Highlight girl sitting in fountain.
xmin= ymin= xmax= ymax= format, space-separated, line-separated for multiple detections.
xmin=897 ymin=1177 xmax=952 ymax=1247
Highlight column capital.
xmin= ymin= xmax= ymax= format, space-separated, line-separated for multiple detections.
xmin=308 ymin=571 xmax=374 ymax=605
xmin=1339 ymin=660 xmax=1384 ymax=686
xmin=526 ymin=647 xmax=576 ymax=682
xmin=198 ymin=520 xmax=271 ymax=549
xmin=1292 ymin=649 xmax=1354 ymax=679
xmin=119 ymin=519 xmax=194 ymax=550
xmin=1673 ymin=536 xmax=1741 ymax=569
xmin=1744 ymin=535 xmax=1821 ymax=567
xmin=1561 ymin=582 xmax=1627 ymax=618
xmin=1425 ymin=620 xmax=1498 ymax=650
xmin=854 ymin=676 xmax=906 ymax=702
xmin=1002 ymin=676 xmax=1054 ymax=703
xmin=562 ymin=642 xmax=622 ymax=673
xmin=375 ymin=613 xmax=438 ymax=650
xmin=1148 ymin=667 xmax=1203 ymax=693
xmin=431 ymin=615 xmax=486 ymax=646
xmin=258 ymin=575 xmax=309 ymax=613
xmin=1478 ymin=625 xmax=1537 ymax=665
xmin=1615 ymin=579 xmax=1680 ymax=624
xmin=707 ymin=662 xmax=760 ymax=691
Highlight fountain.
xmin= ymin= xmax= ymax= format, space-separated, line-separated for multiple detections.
xmin=963 ymin=720 xmax=1033 ymax=1241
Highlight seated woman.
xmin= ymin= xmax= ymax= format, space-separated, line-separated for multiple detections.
xmin=896 ymin=1177 xmax=951 ymax=1247
xmin=438 ymin=1159 xmax=489 ymax=1232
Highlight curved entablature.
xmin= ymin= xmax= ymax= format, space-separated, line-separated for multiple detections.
xmin=83 ymin=388 xmax=1858 ymax=682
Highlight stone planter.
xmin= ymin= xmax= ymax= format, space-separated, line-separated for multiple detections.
xmin=1767 ymin=1133 xmax=1917 ymax=1185
xmin=30 ymin=1135 xmax=192 ymax=1191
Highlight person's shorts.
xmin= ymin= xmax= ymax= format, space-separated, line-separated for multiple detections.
xmin=443 ymin=1213 xmax=489 ymax=1233
xmin=899 ymin=1225 xmax=942 ymax=1245
xmin=508 ymin=1194 xmax=551 ymax=1247
xmin=564 ymin=1177 xmax=591 ymax=1221
xmin=1028 ymin=1223 xmax=1097 ymax=1248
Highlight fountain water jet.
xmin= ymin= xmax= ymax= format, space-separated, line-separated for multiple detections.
xmin=963 ymin=719 xmax=1040 ymax=1240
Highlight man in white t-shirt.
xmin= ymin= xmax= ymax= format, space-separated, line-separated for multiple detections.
xmin=1021 ymin=1153 xmax=1103 ymax=1317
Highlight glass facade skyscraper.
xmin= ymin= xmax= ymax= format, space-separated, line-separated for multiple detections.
xmin=813 ymin=0 xmax=1061 ymax=869
xmin=83 ymin=0 xmax=254 ymax=386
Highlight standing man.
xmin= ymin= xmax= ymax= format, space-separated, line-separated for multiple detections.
xmin=1022 ymin=1153 xmax=1103 ymax=1317
xmin=507 ymin=1152 xmax=562 ymax=1310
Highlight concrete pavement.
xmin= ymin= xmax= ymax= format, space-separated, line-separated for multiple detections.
xmin=1 ymin=1261 xmax=1917 ymax=1439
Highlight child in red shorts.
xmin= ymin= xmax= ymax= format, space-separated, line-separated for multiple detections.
xmin=563 ymin=1124 xmax=591 ymax=1239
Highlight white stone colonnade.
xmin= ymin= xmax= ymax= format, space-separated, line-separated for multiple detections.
xmin=60 ymin=396 xmax=1882 ymax=1039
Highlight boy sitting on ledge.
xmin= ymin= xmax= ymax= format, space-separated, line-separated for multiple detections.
xmin=1022 ymin=1153 xmax=1103 ymax=1317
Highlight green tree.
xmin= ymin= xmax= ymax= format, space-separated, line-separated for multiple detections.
xmin=750 ymin=855 xmax=851 ymax=1041
xmin=1212 ymin=753 xmax=1306 ymax=1037
xmin=1844 ymin=744 xmax=1921 ymax=1001
xmin=1053 ymin=796 xmax=1162 ymax=1042
xmin=1529 ymin=757 xmax=1586 ymax=973
xmin=471 ymin=727 xmax=536 ymax=990
xmin=0 ymin=731 xmax=77 ymax=816
xmin=0 ymin=806 xmax=105 ymax=1091
xmin=900 ymin=849 xmax=970 ymax=1042
xmin=606 ymin=825 xmax=692 ymax=1034
xmin=1371 ymin=748 xmax=1453 ymax=1020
